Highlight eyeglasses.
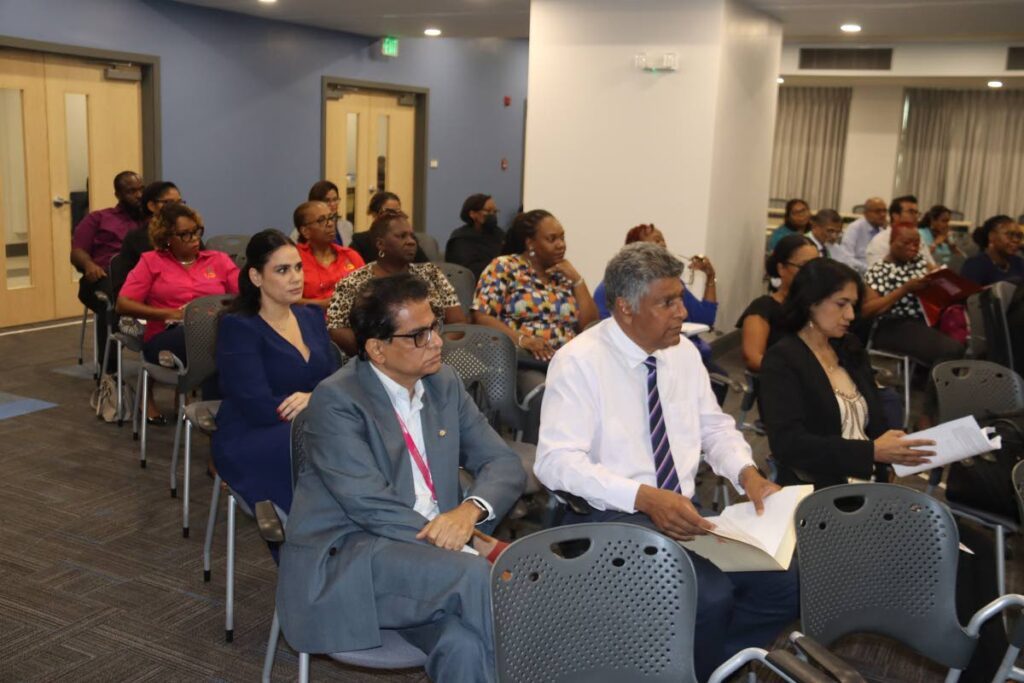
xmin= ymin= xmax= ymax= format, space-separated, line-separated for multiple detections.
xmin=390 ymin=319 xmax=443 ymax=348
xmin=1003 ymin=231 xmax=1024 ymax=241
xmin=303 ymin=215 xmax=332 ymax=228
xmin=173 ymin=227 xmax=204 ymax=242
xmin=784 ymin=261 xmax=806 ymax=270
xmin=155 ymin=197 xmax=186 ymax=206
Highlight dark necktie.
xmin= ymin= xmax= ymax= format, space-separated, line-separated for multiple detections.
xmin=644 ymin=356 xmax=680 ymax=492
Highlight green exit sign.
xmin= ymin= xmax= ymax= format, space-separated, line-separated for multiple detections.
xmin=381 ymin=36 xmax=399 ymax=58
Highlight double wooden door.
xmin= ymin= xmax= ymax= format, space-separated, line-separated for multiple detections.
xmin=0 ymin=48 xmax=142 ymax=327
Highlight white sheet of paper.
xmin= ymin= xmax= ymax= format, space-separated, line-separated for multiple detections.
xmin=682 ymin=322 xmax=710 ymax=338
xmin=892 ymin=416 xmax=1002 ymax=477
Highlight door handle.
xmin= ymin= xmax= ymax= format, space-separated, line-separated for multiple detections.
xmin=53 ymin=195 xmax=70 ymax=208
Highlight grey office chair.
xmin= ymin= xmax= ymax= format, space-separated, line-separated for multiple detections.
xmin=866 ymin=320 xmax=921 ymax=429
xmin=417 ymin=232 xmax=441 ymax=262
xmin=203 ymin=233 xmax=250 ymax=261
xmin=492 ymin=523 xmax=822 ymax=683
xmin=794 ymin=483 xmax=1024 ymax=681
xmin=97 ymin=254 xmax=143 ymax=427
xmin=932 ymin=360 xmax=1024 ymax=594
xmin=259 ymin=411 xmax=428 ymax=682
xmin=437 ymin=262 xmax=476 ymax=317
xmin=132 ymin=294 xmax=229 ymax=537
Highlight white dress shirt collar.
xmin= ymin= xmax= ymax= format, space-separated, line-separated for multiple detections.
xmin=370 ymin=363 xmax=425 ymax=413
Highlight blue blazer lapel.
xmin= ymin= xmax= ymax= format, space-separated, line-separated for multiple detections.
xmin=421 ymin=389 xmax=459 ymax=512
xmin=354 ymin=360 xmax=416 ymax=505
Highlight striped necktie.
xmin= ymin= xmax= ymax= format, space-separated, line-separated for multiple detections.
xmin=644 ymin=356 xmax=680 ymax=492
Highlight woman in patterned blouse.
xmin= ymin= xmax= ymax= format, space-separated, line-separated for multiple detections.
xmin=326 ymin=210 xmax=465 ymax=356
xmin=472 ymin=209 xmax=598 ymax=360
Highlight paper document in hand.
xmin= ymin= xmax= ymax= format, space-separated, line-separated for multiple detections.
xmin=680 ymin=485 xmax=812 ymax=572
xmin=892 ymin=415 xmax=1002 ymax=477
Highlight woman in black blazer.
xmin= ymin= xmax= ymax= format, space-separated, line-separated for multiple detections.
xmin=759 ymin=258 xmax=933 ymax=488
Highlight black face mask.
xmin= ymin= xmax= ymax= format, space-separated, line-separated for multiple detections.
xmin=482 ymin=214 xmax=499 ymax=231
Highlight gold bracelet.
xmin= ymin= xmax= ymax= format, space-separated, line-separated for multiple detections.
xmin=517 ymin=333 xmax=527 ymax=348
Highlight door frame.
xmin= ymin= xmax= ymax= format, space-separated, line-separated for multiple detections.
xmin=320 ymin=76 xmax=428 ymax=233
xmin=0 ymin=35 xmax=161 ymax=180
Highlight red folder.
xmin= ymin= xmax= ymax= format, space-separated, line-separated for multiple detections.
xmin=915 ymin=268 xmax=982 ymax=326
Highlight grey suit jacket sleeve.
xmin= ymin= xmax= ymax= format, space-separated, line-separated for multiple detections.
xmin=304 ymin=380 xmax=429 ymax=544
xmin=453 ymin=377 xmax=528 ymax=520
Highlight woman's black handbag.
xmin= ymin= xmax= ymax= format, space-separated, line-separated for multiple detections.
xmin=944 ymin=416 xmax=1023 ymax=522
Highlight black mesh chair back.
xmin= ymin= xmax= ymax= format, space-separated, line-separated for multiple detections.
xmin=794 ymin=483 xmax=976 ymax=670
xmin=107 ymin=253 xmax=135 ymax=300
xmin=990 ymin=282 xmax=1018 ymax=370
xmin=290 ymin=410 xmax=309 ymax=492
xmin=329 ymin=341 xmax=347 ymax=369
xmin=181 ymin=294 xmax=232 ymax=394
xmin=492 ymin=523 xmax=698 ymax=683
xmin=437 ymin=262 xmax=476 ymax=316
xmin=1013 ymin=460 xmax=1024 ymax=530
xmin=932 ymin=360 xmax=1024 ymax=423
xmin=205 ymin=234 xmax=250 ymax=261
xmin=441 ymin=323 xmax=520 ymax=430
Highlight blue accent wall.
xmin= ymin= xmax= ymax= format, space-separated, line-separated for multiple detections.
xmin=0 ymin=0 xmax=528 ymax=244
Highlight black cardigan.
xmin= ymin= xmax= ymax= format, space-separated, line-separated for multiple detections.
xmin=759 ymin=333 xmax=886 ymax=488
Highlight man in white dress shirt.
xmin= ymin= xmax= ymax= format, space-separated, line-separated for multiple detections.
xmin=836 ymin=196 xmax=888 ymax=273
xmin=535 ymin=242 xmax=799 ymax=681
xmin=864 ymin=194 xmax=935 ymax=269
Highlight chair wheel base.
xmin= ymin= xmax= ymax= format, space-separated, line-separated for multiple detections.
xmin=225 ymin=629 xmax=234 ymax=643
xmin=182 ymin=527 xmax=189 ymax=538
xmin=203 ymin=569 xmax=211 ymax=582
xmin=170 ymin=488 xmax=177 ymax=498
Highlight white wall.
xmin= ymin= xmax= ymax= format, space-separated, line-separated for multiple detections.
xmin=525 ymin=0 xmax=781 ymax=327
xmin=837 ymin=85 xmax=904 ymax=213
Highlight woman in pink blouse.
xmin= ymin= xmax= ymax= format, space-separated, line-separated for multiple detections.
xmin=117 ymin=202 xmax=239 ymax=421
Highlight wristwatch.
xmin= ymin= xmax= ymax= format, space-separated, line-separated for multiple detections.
xmin=467 ymin=497 xmax=489 ymax=520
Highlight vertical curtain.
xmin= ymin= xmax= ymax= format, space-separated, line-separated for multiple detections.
xmin=896 ymin=88 xmax=1024 ymax=224
xmin=770 ymin=87 xmax=852 ymax=210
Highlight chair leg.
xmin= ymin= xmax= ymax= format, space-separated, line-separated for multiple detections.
xmin=995 ymin=524 xmax=1006 ymax=597
xmin=100 ymin=329 xmax=112 ymax=382
xmin=132 ymin=368 xmax=142 ymax=441
xmin=92 ymin=313 xmax=101 ymax=382
xmin=139 ymin=369 xmax=149 ymax=467
xmin=226 ymin=492 xmax=236 ymax=643
xmin=262 ymin=608 xmax=281 ymax=683
xmin=170 ymin=396 xmax=184 ymax=498
xmin=298 ymin=652 xmax=310 ymax=683
xmin=902 ymin=356 xmax=911 ymax=430
xmin=203 ymin=474 xmax=222 ymax=582
xmin=183 ymin=418 xmax=192 ymax=538
xmin=78 ymin=305 xmax=87 ymax=365
xmin=116 ymin=340 xmax=124 ymax=427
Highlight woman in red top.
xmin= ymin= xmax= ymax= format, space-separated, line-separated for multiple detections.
xmin=293 ymin=200 xmax=364 ymax=308
xmin=117 ymin=203 xmax=239 ymax=420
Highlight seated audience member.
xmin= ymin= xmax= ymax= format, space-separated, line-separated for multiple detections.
xmin=861 ymin=224 xmax=963 ymax=369
xmin=71 ymin=170 xmax=145 ymax=371
xmin=865 ymin=195 xmax=935 ymax=268
xmin=806 ymin=209 xmax=843 ymax=258
xmin=276 ymin=273 xmax=526 ymax=683
xmin=534 ymin=242 xmax=797 ymax=682
xmin=473 ymin=209 xmax=599 ymax=361
xmin=593 ymin=224 xmax=718 ymax=325
xmin=117 ymin=203 xmax=239 ymax=418
xmin=212 ymin=229 xmax=338 ymax=523
xmin=118 ymin=181 xmax=181 ymax=286
xmin=767 ymin=198 xmax=811 ymax=250
xmin=918 ymin=204 xmax=962 ymax=268
xmin=327 ymin=210 xmax=464 ymax=356
xmin=293 ymin=200 xmax=364 ymax=307
xmin=759 ymin=258 xmax=933 ymax=487
xmin=445 ymin=193 xmax=506 ymax=280
xmin=961 ymin=215 xmax=1024 ymax=286
xmin=350 ymin=191 xmax=430 ymax=265
xmin=737 ymin=234 xmax=818 ymax=372
xmin=836 ymin=196 xmax=887 ymax=274
xmin=308 ymin=179 xmax=354 ymax=247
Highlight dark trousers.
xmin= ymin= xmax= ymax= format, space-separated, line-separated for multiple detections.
xmin=371 ymin=538 xmax=495 ymax=683
xmin=78 ymin=276 xmax=114 ymax=372
xmin=561 ymin=508 xmax=800 ymax=682
xmin=873 ymin=317 xmax=964 ymax=367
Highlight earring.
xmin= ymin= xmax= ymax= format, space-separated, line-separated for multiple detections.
xmin=378 ymin=250 xmax=386 ymax=259
xmin=529 ymin=249 xmax=536 ymax=258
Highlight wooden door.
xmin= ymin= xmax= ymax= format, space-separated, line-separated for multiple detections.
xmin=324 ymin=90 xmax=416 ymax=234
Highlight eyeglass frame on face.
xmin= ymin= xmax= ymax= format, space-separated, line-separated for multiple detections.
xmin=389 ymin=319 xmax=443 ymax=348
xmin=303 ymin=214 xmax=332 ymax=228
xmin=155 ymin=197 xmax=186 ymax=207
xmin=173 ymin=226 xmax=204 ymax=242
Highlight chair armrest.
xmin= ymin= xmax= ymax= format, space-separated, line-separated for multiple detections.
xmin=553 ymin=490 xmax=593 ymax=516
xmin=965 ymin=593 xmax=1024 ymax=637
xmin=254 ymin=500 xmax=285 ymax=543
xmin=765 ymin=650 xmax=837 ymax=683
xmin=788 ymin=633 xmax=867 ymax=683
xmin=157 ymin=350 xmax=186 ymax=372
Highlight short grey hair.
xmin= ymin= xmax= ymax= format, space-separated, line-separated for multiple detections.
xmin=604 ymin=242 xmax=685 ymax=313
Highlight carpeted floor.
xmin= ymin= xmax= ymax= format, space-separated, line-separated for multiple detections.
xmin=0 ymin=320 xmax=1019 ymax=682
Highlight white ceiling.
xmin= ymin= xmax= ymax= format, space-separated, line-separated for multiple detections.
xmin=174 ymin=0 xmax=1024 ymax=42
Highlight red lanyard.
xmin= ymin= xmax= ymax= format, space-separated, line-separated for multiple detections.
xmin=394 ymin=410 xmax=437 ymax=501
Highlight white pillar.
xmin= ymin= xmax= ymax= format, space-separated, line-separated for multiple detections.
xmin=524 ymin=0 xmax=782 ymax=327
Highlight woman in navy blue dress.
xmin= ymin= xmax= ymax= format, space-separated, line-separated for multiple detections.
xmin=213 ymin=229 xmax=338 ymax=515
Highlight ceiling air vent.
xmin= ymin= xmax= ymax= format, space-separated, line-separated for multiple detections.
xmin=799 ymin=48 xmax=893 ymax=70
xmin=1008 ymin=46 xmax=1024 ymax=70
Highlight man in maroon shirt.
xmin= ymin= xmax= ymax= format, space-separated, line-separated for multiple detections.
xmin=70 ymin=170 xmax=144 ymax=371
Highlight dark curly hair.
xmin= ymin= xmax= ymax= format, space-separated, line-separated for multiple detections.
xmin=502 ymin=209 xmax=554 ymax=255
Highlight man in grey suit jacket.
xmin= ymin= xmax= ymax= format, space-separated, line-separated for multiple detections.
xmin=277 ymin=273 xmax=526 ymax=683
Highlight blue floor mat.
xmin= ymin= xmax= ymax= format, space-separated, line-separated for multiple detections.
xmin=0 ymin=391 xmax=58 ymax=420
